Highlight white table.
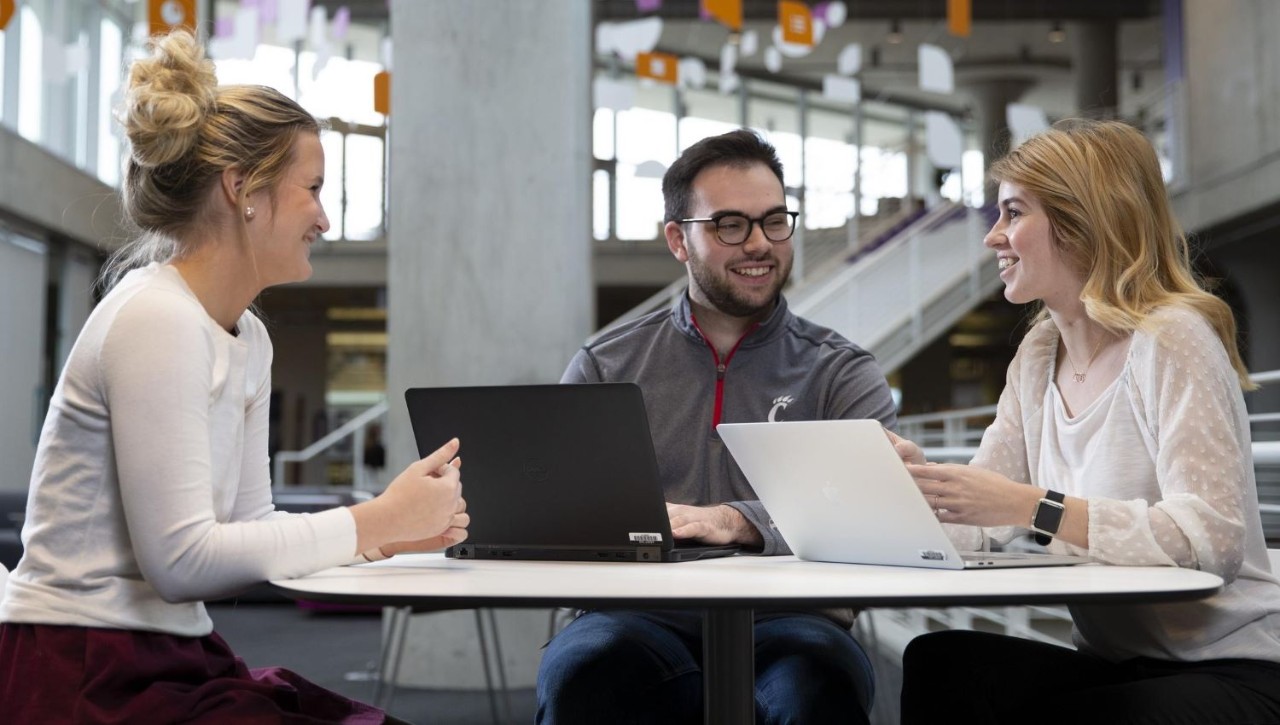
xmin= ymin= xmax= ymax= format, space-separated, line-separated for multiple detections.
xmin=272 ymin=554 xmax=1223 ymax=724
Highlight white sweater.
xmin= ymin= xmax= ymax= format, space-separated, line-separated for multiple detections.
xmin=951 ymin=306 xmax=1280 ymax=663
xmin=0 ymin=264 xmax=357 ymax=637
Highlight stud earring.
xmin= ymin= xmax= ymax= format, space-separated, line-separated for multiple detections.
xmin=245 ymin=206 xmax=256 ymax=220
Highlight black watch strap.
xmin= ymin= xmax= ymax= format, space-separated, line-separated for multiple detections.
xmin=1032 ymin=490 xmax=1066 ymax=546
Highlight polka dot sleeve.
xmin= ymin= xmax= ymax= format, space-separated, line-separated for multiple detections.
xmin=1087 ymin=308 xmax=1249 ymax=579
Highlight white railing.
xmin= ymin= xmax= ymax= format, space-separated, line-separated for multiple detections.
xmin=902 ymin=369 xmax=1280 ymax=450
xmin=792 ymin=204 xmax=1002 ymax=374
xmin=272 ymin=400 xmax=388 ymax=491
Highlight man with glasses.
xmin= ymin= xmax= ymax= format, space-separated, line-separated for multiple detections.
xmin=536 ymin=130 xmax=896 ymax=725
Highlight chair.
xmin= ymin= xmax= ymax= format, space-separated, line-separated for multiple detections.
xmin=374 ymin=606 xmax=512 ymax=722
xmin=0 ymin=490 xmax=27 ymax=574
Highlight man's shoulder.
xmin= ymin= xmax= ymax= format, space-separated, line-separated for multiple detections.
xmin=583 ymin=306 xmax=676 ymax=355
xmin=781 ymin=312 xmax=874 ymax=361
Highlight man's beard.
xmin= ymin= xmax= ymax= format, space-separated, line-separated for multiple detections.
xmin=687 ymin=247 xmax=792 ymax=318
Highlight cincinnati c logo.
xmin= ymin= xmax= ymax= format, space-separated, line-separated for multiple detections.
xmin=767 ymin=395 xmax=795 ymax=422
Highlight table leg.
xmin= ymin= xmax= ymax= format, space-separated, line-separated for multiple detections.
xmin=703 ymin=608 xmax=754 ymax=725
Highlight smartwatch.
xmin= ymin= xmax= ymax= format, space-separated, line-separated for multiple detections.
xmin=1031 ymin=490 xmax=1066 ymax=546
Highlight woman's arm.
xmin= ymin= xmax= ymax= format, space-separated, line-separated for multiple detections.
xmin=1084 ymin=310 xmax=1249 ymax=578
xmin=103 ymin=296 xmax=356 ymax=603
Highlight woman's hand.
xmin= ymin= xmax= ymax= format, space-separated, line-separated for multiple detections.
xmin=350 ymin=438 xmax=467 ymax=555
xmin=884 ymin=429 xmax=927 ymax=465
xmin=375 ymin=458 xmax=469 ymax=557
xmin=906 ymin=462 xmax=1040 ymax=528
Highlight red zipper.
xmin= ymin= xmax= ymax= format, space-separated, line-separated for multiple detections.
xmin=690 ymin=316 xmax=760 ymax=430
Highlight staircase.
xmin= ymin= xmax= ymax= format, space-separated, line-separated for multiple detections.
xmin=789 ymin=203 xmax=1001 ymax=373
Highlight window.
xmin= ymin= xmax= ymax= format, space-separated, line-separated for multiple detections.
xmin=97 ymin=17 xmax=123 ymax=185
xmin=18 ymin=6 xmax=42 ymax=143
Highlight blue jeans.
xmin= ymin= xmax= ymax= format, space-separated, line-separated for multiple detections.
xmin=536 ymin=610 xmax=873 ymax=725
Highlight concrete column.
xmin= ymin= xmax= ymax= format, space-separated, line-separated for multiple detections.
xmin=385 ymin=0 xmax=592 ymax=690
xmin=1070 ymin=20 xmax=1119 ymax=118
xmin=966 ymin=78 xmax=1033 ymax=202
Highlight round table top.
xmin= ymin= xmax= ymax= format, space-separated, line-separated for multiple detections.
xmin=271 ymin=553 xmax=1224 ymax=610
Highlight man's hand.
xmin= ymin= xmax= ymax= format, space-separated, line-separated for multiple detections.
xmin=667 ymin=503 xmax=764 ymax=547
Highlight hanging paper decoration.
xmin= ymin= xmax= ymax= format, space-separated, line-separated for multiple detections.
xmin=739 ymin=29 xmax=758 ymax=56
xmin=836 ymin=44 xmax=861 ymax=75
xmin=0 ymin=0 xmax=15 ymax=30
xmin=778 ymin=1 xmax=813 ymax=46
xmin=635 ymin=0 xmax=663 ymax=12
xmin=763 ymin=46 xmax=783 ymax=73
xmin=277 ymin=0 xmax=310 ymax=44
xmin=1006 ymin=104 xmax=1050 ymax=148
xmin=816 ymin=1 xmax=847 ymax=28
xmin=635 ymin=160 xmax=667 ymax=178
xmin=678 ymin=57 xmax=707 ymax=89
xmin=149 ymin=0 xmax=196 ymax=36
xmin=701 ymin=0 xmax=743 ymax=32
xmin=332 ymin=6 xmax=351 ymax=41
xmin=597 ymin=18 xmax=663 ymax=63
xmin=772 ymin=20 xmax=825 ymax=58
xmin=636 ymin=51 xmax=678 ymax=84
xmin=373 ymin=70 xmax=390 ymax=115
xmin=822 ymin=74 xmax=859 ymax=103
xmin=918 ymin=44 xmax=954 ymax=94
xmin=209 ymin=6 xmax=260 ymax=60
xmin=719 ymin=42 xmax=739 ymax=94
xmin=926 ymin=111 xmax=963 ymax=169
xmin=947 ymin=0 xmax=972 ymax=38
xmin=259 ymin=0 xmax=279 ymax=26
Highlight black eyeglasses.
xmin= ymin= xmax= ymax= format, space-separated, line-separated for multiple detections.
xmin=677 ymin=211 xmax=799 ymax=246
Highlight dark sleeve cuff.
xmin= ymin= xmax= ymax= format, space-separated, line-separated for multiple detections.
xmin=726 ymin=500 xmax=791 ymax=556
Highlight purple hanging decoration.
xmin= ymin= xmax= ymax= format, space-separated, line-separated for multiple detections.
xmin=636 ymin=0 xmax=662 ymax=12
xmin=332 ymin=6 xmax=351 ymax=40
xmin=259 ymin=0 xmax=279 ymax=26
xmin=214 ymin=16 xmax=234 ymax=38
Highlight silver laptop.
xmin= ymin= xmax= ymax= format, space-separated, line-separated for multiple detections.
xmin=717 ymin=419 xmax=1087 ymax=570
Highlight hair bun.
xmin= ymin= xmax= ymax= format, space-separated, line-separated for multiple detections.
xmin=123 ymin=30 xmax=218 ymax=169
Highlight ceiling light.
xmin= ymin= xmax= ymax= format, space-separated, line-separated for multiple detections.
xmin=886 ymin=19 xmax=904 ymax=45
xmin=1047 ymin=21 xmax=1066 ymax=44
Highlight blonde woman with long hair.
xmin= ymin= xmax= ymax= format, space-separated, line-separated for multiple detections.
xmin=0 ymin=30 xmax=467 ymax=723
xmin=893 ymin=119 xmax=1280 ymax=723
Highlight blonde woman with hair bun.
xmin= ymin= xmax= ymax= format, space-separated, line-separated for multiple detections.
xmin=889 ymin=119 xmax=1280 ymax=723
xmin=0 ymin=30 xmax=464 ymax=724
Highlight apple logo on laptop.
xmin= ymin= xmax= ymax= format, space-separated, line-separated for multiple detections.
xmin=522 ymin=458 xmax=551 ymax=482
xmin=821 ymin=480 xmax=840 ymax=503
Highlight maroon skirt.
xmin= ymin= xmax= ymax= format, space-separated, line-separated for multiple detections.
xmin=0 ymin=622 xmax=388 ymax=724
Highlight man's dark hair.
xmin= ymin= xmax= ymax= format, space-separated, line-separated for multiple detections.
xmin=662 ymin=129 xmax=785 ymax=222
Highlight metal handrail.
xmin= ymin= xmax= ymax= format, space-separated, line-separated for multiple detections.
xmin=272 ymin=400 xmax=389 ymax=491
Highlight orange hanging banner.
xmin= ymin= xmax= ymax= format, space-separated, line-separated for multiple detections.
xmin=149 ymin=0 xmax=197 ymax=36
xmin=0 ymin=0 xmax=15 ymax=31
xmin=701 ymin=0 xmax=743 ymax=32
xmin=636 ymin=51 xmax=679 ymax=85
xmin=778 ymin=1 xmax=813 ymax=46
xmin=947 ymin=0 xmax=972 ymax=37
xmin=373 ymin=71 xmax=391 ymax=116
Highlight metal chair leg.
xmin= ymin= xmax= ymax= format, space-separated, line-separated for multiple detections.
xmin=473 ymin=609 xmax=502 ymax=724
xmin=374 ymin=606 xmax=411 ymax=711
xmin=485 ymin=608 xmax=513 ymax=722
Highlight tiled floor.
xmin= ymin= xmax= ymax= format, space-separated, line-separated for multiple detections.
xmin=208 ymin=600 xmax=535 ymax=724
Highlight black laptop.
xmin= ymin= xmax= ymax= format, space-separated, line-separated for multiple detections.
xmin=404 ymin=383 xmax=739 ymax=563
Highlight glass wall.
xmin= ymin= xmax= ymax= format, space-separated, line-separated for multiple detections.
xmin=590 ymin=71 xmax=971 ymax=251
